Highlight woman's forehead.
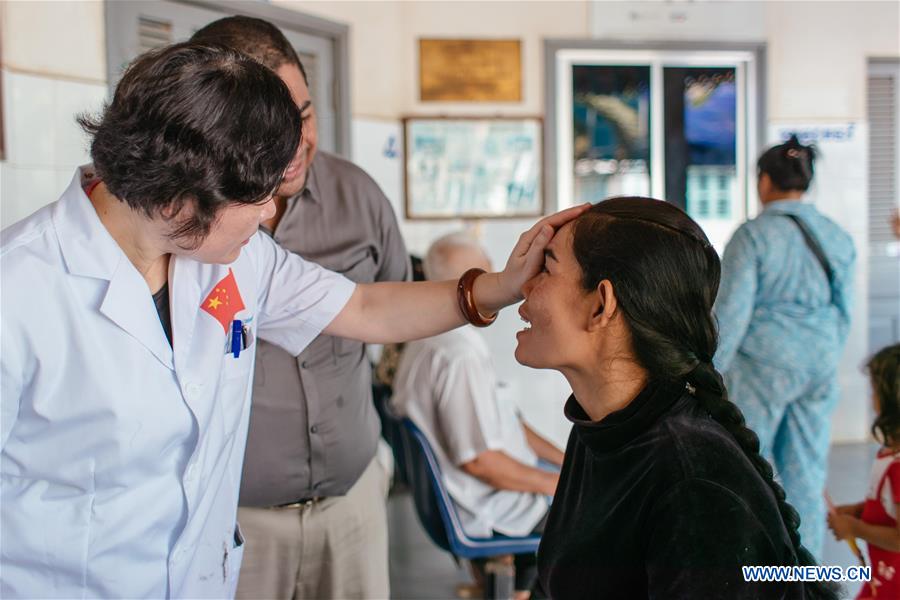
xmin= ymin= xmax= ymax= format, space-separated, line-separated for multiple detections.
xmin=548 ymin=222 xmax=575 ymax=254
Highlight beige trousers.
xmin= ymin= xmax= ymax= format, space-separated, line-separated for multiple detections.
xmin=235 ymin=456 xmax=391 ymax=599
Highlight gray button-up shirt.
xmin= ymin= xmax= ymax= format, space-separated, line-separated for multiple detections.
xmin=239 ymin=151 xmax=410 ymax=507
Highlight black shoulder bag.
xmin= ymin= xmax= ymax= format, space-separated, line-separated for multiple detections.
xmin=783 ymin=214 xmax=839 ymax=305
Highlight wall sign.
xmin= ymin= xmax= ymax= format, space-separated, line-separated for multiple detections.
xmin=403 ymin=117 xmax=543 ymax=219
xmin=419 ymin=39 xmax=522 ymax=102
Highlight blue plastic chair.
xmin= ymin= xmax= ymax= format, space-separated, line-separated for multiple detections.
xmin=398 ymin=417 xmax=542 ymax=559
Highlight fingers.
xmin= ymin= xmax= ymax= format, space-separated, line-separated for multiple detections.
xmin=523 ymin=225 xmax=553 ymax=262
xmin=537 ymin=203 xmax=591 ymax=230
xmin=512 ymin=203 xmax=591 ymax=257
xmin=512 ymin=220 xmax=551 ymax=258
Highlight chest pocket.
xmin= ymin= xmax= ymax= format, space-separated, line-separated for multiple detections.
xmin=219 ymin=330 xmax=256 ymax=437
xmin=337 ymin=247 xmax=378 ymax=284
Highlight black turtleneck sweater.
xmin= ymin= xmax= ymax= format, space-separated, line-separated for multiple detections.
xmin=536 ymin=379 xmax=807 ymax=599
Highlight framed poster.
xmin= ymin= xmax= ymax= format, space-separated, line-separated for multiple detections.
xmin=403 ymin=117 xmax=543 ymax=219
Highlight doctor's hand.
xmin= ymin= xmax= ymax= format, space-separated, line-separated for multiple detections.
xmin=476 ymin=204 xmax=590 ymax=313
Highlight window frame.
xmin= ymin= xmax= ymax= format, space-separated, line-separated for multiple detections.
xmin=544 ymin=40 xmax=766 ymax=224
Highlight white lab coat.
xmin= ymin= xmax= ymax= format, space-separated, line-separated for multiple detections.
xmin=0 ymin=168 xmax=355 ymax=598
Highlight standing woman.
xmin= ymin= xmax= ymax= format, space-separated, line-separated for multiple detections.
xmin=714 ymin=135 xmax=856 ymax=558
xmin=516 ymin=198 xmax=839 ymax=599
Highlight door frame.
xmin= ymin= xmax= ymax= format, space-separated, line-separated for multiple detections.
xmin=105 ymin=0 xmax=352 ymax=157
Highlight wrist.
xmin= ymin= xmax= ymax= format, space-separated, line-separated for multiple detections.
xmin=473 ymin=272 xmax=517 ymax=315
xmin=458 ymin=269 xmax=498 ymax=327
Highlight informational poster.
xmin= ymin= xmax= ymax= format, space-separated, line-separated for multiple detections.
xmin=403 ymin=117 xmax=543 ymax=219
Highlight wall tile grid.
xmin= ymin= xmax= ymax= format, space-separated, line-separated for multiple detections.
xmin=1 ymin=69 xmax=106 ymax=228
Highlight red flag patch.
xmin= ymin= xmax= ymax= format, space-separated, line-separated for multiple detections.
xmin=201 ymin=268 xmax=246 ymax=333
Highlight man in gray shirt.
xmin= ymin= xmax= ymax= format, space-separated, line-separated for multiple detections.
xmin=192 ymin=17 xmax=409 ymax=599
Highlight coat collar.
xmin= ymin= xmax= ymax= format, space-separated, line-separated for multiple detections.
xmin=53 ymin=166 xmax=174 ymax=370
xmin=53 ymin=166 xmax=124 ymax=280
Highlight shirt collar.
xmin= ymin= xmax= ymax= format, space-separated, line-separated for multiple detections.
xmin=296 ymin=154 xmax=321 ymax=204
xmin=53 ymin=165 xmax=127 ymax=280
xmin=762 ymin=198 xmax=813 ymax=215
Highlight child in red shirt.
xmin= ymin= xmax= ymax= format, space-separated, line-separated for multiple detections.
xmin=829 ymin=343 xmax=900 ymax=599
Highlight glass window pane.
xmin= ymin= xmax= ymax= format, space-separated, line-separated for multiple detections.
xmin=572 ymin=65 xmax=651 ymax=203
xmin=663 ymin=67 xmax=737 ymax=220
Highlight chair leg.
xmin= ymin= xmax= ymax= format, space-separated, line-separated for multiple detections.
xmin=483 ymin=555 xmax=515 ymax=600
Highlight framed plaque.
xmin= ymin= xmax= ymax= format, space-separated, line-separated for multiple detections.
xmin=419 ymin=39 xmax=522 ymax=102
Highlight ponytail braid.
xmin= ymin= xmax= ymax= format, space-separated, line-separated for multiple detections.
xmin=688 ymin=362 xmax=840 ymax=600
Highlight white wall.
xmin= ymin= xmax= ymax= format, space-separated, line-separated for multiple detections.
xmin=0 ymin=0 xmax=106 ymax=227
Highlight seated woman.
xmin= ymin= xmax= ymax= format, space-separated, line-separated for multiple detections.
xmin=516 ymin=198 xmax=839 ymax=599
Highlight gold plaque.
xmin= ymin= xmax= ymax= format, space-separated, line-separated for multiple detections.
xmin=419 ymin=39 xmax=522 ymax=102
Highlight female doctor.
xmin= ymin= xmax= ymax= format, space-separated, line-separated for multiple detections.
xmin=0 ymin=43 xmax=585 ymax=599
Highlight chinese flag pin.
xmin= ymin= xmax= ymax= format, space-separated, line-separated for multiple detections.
xmin=200 ymin=268 xmax=246 ymax=333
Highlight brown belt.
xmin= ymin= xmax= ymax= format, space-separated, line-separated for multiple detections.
xmin=272 ymin=497 xmax=323 ymax=509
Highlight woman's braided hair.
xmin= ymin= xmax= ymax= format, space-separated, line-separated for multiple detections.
xmin=571 ymin=197 xmax=838 ymax=600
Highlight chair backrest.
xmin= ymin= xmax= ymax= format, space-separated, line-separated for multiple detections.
xmin=399 ymin=417 xmax=544 ymax=560
xmin=372 ymin=383 xmax=409 ymax=486
xmin=398 ymin=418 xmax=458 ymax=553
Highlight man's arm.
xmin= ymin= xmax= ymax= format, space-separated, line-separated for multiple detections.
xmin=461 ymin=450 xmax=559 ymax=497
xmin=522 ymin=423 xmax=564 ymax=466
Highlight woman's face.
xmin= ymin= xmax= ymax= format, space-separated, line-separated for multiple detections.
xmin=181 ymin=196 xmax=277 ymax=264
xmin=515 ymin=222 xmax=597 ymax=370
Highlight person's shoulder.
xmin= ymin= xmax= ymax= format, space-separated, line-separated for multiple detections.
xmin=650 ymin=399 xmax=748 ymax=478
xmin=1 ymin=204 xmax=73 ymax=334
xmin=314 ymin=151 xmax=384 ymax=194
xmin=413 ymin=329 xmax=490 ymax=369
xmin=723 ymin=218 xmax=764 ymax=254
xmin=742 ymin=210 xmax=786 ymax=236
xmin=808 ymin=208 xmax=855 ymax=253
xmin=1 ymin=204 xmax=65 ymax=290
xmin=1 ymin=204 xmax=56 ymax=259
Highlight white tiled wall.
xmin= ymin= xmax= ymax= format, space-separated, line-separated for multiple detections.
xmin=1 ymin=69 xmax=107 ymax=228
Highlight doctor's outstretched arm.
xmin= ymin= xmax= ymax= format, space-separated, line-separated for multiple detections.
xmin=324 ymin=205 xmax=589 ymax=344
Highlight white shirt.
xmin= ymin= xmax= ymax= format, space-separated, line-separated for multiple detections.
xmin=391 ymin=327 xmax=548 ymax=538
xmin=0 ymin=168 xmax=355 ymax=598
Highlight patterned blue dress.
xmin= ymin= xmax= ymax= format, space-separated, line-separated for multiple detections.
xmin=714 ymin=199 xmax=856 ymax=559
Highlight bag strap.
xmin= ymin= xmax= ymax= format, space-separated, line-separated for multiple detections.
xmin=783 ymin=214 xmax=838 ymax=305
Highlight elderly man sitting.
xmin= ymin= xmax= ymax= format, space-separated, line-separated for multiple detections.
xmin=391 ymin=232 xmax=563 ymax=599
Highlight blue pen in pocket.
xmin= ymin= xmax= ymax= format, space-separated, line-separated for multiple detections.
xmin=231 ymin=319 xmax=243 ymax=358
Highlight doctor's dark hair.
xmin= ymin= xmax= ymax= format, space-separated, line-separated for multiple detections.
xmin=868 ymin=344 xmax=900 ymax=447
xmin=78 ymin=42 xmax=302 ymax=246
xmin=571 ymin=198 xmax=839 ymax=600
xmin=190 ymin=15 xmax=308 ymax=84
xmin=757 ymin=134 xmax=817 ymax=192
